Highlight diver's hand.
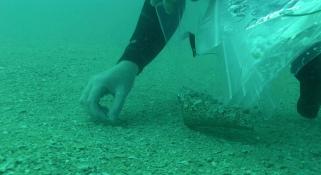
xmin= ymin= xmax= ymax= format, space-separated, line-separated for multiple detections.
xmin=150 ymin=0 xmax=177 ymax=14
xmin=80 ymin=61 xmax=138 ymax=124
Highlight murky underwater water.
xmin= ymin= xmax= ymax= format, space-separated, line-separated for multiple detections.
xmin=1 ymin=0 xmax=321 ymax=174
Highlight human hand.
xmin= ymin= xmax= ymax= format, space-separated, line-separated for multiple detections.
xmin=80 ymin=61 xmax=138 ymax=124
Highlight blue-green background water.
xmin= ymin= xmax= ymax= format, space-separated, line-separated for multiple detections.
xmin=0 ymin=0 xmax=142 ymax=47
xmin=1 ymin=0 xmax=321 ymax=174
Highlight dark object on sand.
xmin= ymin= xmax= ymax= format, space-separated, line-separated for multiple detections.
xmin=177 ymin=87 xmax=260 ymax=131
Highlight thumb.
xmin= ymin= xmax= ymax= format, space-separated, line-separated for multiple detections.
xmin=108 ymin=91 xmax=127 ymax=121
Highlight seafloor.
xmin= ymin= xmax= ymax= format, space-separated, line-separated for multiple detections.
xmin=1 ymin=40 xmax=321 ymax=175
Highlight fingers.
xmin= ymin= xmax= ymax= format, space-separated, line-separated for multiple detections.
xmin=79 ymin=80 xmax=93 ymax=105
xmin=80 ymin=68 xmax=133 ymax=124
xmin=88 ymin=103 xmax=108 ymax=121
xmin=87 ymin=85 xmax=109 ymax=120
xmin=80 ymin=78 xmax=109 ymax=121
xmin=108 ymin=91 xmax=127 ymax=121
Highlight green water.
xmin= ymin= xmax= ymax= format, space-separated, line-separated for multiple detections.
xmin=0 ymin=0 xmax=142 ymax=47
xmin=1 ymin=0 xmax=321 ymax=175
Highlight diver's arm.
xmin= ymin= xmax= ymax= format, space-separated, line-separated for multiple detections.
xmin=80 ymin=1 xmax=181 ymax=123
xmin=118 ymin=0 xmax=169 ymax=74
xmin=118 ymin=0 xmax=184 ymax=73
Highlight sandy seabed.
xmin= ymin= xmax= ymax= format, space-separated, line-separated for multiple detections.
xmin=1 ymin=42 xmax=321 ymax=175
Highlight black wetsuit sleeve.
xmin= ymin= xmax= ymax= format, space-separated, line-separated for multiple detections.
xmin=117 ymin=1 xmax=182 ymax=74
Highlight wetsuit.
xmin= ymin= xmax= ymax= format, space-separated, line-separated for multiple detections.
xmin=118 ymin=1 xmax=182 ymax=74
xmin=292 ymin=42 xmax=321 ymax=118
xmin=118 ymin=0 xmax=321 ymax=118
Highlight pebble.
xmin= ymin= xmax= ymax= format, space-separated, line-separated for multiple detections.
xmin=244 ymin=170 xmax=253 ymax=175
xmin=127 ymin=156 xmax=138 ymax=160
xmin=77 ymin=163 xmax=94 ymax=172
xmin=241 ymin=145 xmax=251 ymax=154
xmin=2 ymin=107 xmax=13 ymax=112
xmin=88 ymin=173 xmax=110 ymax=175
xmin=0 ymin=159 xmax=15 ymax=173
xmin=178 ymin=160 xmax=189 ymax=166
xmin=211 ymin=161 xmax=218 ymax=167
xmin=218 ymin=106 xmax=225 ymax=114
xmin=279 ymin=165 xmax=287 ymax=170
xmin=75 ymin=145 xmax=86 ymax=151
xmin=0 ymin=156 xmax=5 ymax=162
xmin=192 ymin=99 xmax=203 ymax=106
xmin=20 ymin=125 xmax=28 ymax=129
xmin=101 ymin=173 xmax=111 ymax=175
xmin=205 ymin=157 xmax=214 ymax=163
xmin=264 ymin=162 xmax=274 ymax=168
xmin=142 ymin=172 xmax=152 ymax=175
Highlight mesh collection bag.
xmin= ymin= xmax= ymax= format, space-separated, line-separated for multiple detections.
xmin=194 ymin=0 xmax=321 ymax=108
